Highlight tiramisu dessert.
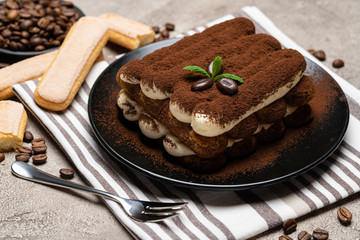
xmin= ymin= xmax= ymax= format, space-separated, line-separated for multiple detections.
xmin=116 ymin=17 xmax=315 ymax=172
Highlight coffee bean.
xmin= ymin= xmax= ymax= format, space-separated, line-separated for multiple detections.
xmin=50 ymin=39 xmax=60 ymax=46
xmin=21 ymin=30 xmax=30 ymax=38
xmin=19 ymin=12 xmax=32 ymax=19
xmin=314 ymin=50 xmax=326 ymax=61
xmin=332 ymin=59 xmax=344 ymax=68
xmin=337 ymin=206 xmax=352 ymax=225
xmin=32 ymin=138 xmax=45 ymax=145
xmin=0 ymin=153 xmax=5 ymax=162
xmin=30 ymin=36 xmax=42 ymax=46
xmin=216 ymin=78 xmax=238 ymax=95
xmin=298 ymin=231 xmax=311 ymax=240
xmin=32 ymin=144 xmax=47 ymax=154
xmin=18 ymin=145 xmax=33 ymax=155
xmin=23 ymin=132 xmax=33 ymax=144
xmin=16 ymin=41 xmax=25 ymax=50
xmin=208 ymin=60 xmax=224 ymax=76
xmin=32 ymin=154 xmax=47 ymax=165
xmin=282 ymin=218 xmax=297 ymax=235
xmin=152 ymin=26 xmax=160 ymax=34
xmin=6 ymin=0 xmax=19 ymax=10
xmin=308 ymin=49 xmax=316 ymax=55
xmin=312 ymin=228 xmax=329 ymax=240
xmin=20 ymin=19 xmax=33 ymax=30
xmin=59 ymin=168 xmax=74 ymax=179
xmin=7 ymin=9 xmax=19 ymax=20
xmin=34 ymin=44 xmax=45 ymax=51
xmin=191 ymin=78 xmax=213 ymax=92
xmin=37 ymin=17 xmax=49 ymax=28
xmin=160 ymin=29 xmax=169 ymax=38
xmin=165 ymin=23 xmax=175 ymax=31
xmin=279 ymin=235 xmax=293 ymax=240
xmin=15 ymin=152 xmax=30 ymax=162
xmin=1 ymin=28 xmax=12 ymax=38
xmin=8 ymin=40 xmax=17 ymax=50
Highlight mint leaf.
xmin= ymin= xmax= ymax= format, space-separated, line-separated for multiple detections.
xmin=212 ymin=56 xmax=222 ymax=79
xmin=183 ymin=66 xmax=210 ymax=78
xmin=214 ymin=73 xmax=244 ymax=83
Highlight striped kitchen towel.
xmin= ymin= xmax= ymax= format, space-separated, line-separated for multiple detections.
xmin=12 ymin=6 xmax=360 ymax=240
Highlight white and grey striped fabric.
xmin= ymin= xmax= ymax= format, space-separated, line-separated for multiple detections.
xmin=12 ymin=6 xmax=360 ymax=240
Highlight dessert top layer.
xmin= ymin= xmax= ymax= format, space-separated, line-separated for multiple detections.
xmin=118 ymin=17 xmax=306 ymax=136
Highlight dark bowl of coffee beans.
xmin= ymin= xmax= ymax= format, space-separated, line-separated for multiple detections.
xmin=0 ymin=0 xmax=85 ymax=59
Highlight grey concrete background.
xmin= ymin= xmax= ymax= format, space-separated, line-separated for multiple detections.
xmin=1 ymin=0 xmax=359 ymax=239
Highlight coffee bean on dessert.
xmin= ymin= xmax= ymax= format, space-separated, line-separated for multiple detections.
xmin=160 ymin=29 xmax=169 ymax=38
xmin=31 ymin=138 xmax=45 ymax=145
xmin=191 ymin=78 xmax=213 ymax=91
xmin=216 ymin=78 xmax=238 ymax=95
xmin=279 ymin=235 xmax=293 ymax=240
xmin=18 ymin=145 xmax=33 ymax=155
xmin=0 ymin=153 xmax=5 ymax=162
xmin=32 ymin=154 xmax=47 ymax=165
xmin=59 ymin=168 xmax=74 ymax=179
xmin=152 ymin=26 xmax=160 ymax=34
xmin=314 ymin=50 xmax=326 ymax=61
xmin=282 ymin=218 xmax=297 ymax=235
xmin=208 ymin=60 xmax=224 ymax=76
xmin=337 ymin=206 xmax=352 ymax=225
xmin=32 ymin=144 xmax=47 ymax=154
xmin=298 ymin=231 xmax=311 ymax=240
xmin=165 ymin=23 xmax=175 ymax=31
xmin=312 ymin=228 xmax=329 ymax=240
xmin=15 ymin=152 xmax=30 ymax=162
xmin=332 ymin=59 xmax=344 ymax=68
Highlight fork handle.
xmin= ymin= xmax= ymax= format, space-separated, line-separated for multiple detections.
xmin=11 ymin=161 xmax=120 ymax=202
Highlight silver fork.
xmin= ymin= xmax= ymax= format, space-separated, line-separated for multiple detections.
xmin=11 ymin=161 xmax=187 ymax=222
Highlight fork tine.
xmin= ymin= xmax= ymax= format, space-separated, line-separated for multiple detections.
xmin=139 ymin=212 xmax=180 ymax=223
xmin=145 ymin=201 xmax=188 ymax=210
xmin=143 ymin=207 xmax=184 ymax=216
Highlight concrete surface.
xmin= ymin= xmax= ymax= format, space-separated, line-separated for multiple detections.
xmin=1 ymin=0 xmax=359 ymax=239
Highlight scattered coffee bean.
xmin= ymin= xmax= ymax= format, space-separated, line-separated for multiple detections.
xmin=332 ymin=59 xmax=344 ymax=68
xmin=307 ymin=49 xmax=316 ymax=55
xmin=298 ymin=231 xmax=311 ymax=240
xmin=191 ymin=78 xmax=213 ymax=92
xmin=314 ymin=50 xmax=326 ymax=61
xmin=32 ymin=144 xmax=47 ymax=154
xmin=31 ymin=138 xmax=45 ymax=145
xmin=0 ymin=0 xmax=80 ymax=52
xmin=152 ymin=26 xmax=160 ymax=34
xmin=337 ymin=206 xmax=352 ymax=225
xmin=155 ymin=36 xmax=165 ymax=42
xmin=15 ymin=152 xmax=30 ymax=162
xmin=208 ymin=60 xmax=224 ymax=76
xmin=312 ymin=228 xmax=329 ymax=240
xmin=216 ymin=78 xmax=238 ymax=95
xmin=279 ymin=235 xmax=293 ymax=240
xmin=18 ymin=145 xmax=32 ymax=155
xmin=160 ymin=29 xmax=169 ymax=38
xmin=165 ymin=23 xmax=175 ymax=31
xmin=59 ymin=168 xmax=74 ymax=179
xmin=32 ymin=154 xmax=47 ymax=165
xmin=23 ymin=131 xmax=34 ymax=143
xmin=282 ymin=218 xmax=297 ymax=235
xmin=0 ymin=153 xmax=5 ymax=162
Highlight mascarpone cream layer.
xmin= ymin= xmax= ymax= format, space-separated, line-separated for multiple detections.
xmin=191 ymin=70 xmax=304 ymax=137
xmin=163 ymin=134 xmax=195 ymax=157
xmin=138 ymin=113 xmax=169 ymax=139
xmin=117 ymin=91 xmax=143 ymax=121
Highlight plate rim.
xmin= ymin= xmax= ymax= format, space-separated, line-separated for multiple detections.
xmin=88 ymin=38 xmax=350 ymax=190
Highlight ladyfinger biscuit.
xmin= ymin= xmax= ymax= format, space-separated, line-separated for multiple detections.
xmin=34 ymin=16 xmax=108 ymax=111
xmin=98 ymin=13 xmax=155 ymax=50
xmin=0 ymin=51 xmax=57 ymax=100
xmin=0 ymin=100 xmax=27 ymax=152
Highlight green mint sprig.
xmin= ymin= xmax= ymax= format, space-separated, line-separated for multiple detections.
xmin=183 ymin=56 xmax=243 ymax=84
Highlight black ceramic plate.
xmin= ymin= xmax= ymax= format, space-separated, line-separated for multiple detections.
xmin=0 ymin=4 xmax=85 ymax=59
xmin=88 ymin=38 xmax=349 ymax=190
